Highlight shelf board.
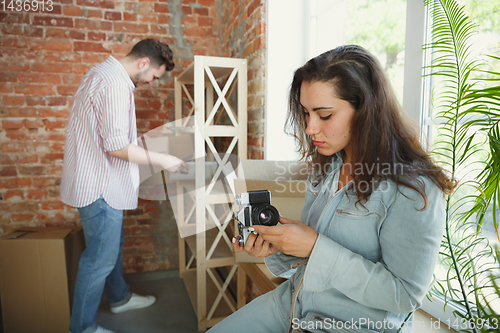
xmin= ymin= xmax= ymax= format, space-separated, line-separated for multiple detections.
xmin=204 ymin=125 xmax=239 ymax=137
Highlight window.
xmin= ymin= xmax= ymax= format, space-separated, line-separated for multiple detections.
xmin=266 ymin=0 xmax=500 ymax=328
xmin=266 ymin=0 xmax=411 ymax=160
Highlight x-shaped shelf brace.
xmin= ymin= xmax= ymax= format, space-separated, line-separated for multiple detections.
xmin=206 ymin=265 xmax=238 ymax=320
xmin=180 ymin=75 xmax=239 ymax=127
xmin=215 ymin=77 xmax=238 ymax=126
xmin=203 ymin=137 xmax=238 ymax=261
xmin=204 ymin=136 xmax=238 ymax=195
xmin=180 ymin=83 xmax=195 ymax=124
xmin=183 ymin=187 xmax=197 ymax=225
xmin=205 ymin=204 xmax=234 ymax=260
xmin=179 ymin=187 xmax=197 ymax=271
xmin=185 ymin=252 xmax=195 ymax=271
xmin=204 ymin=66 xmax=239 ymax=127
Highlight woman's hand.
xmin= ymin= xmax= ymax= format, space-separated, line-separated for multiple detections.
xmin=251 ymin=217 xmax=319 ymax=258
xmin=232 ymin=232 xmax=280 ymax=258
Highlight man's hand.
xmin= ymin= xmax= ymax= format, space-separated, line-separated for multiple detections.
xmin=250 ymin=217 xmax=319 ymax=258
xmin=160 ymin=154 xmax=188 ymax=173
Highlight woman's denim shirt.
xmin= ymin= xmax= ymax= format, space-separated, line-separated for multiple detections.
xmin=264 ymin=154 xmax=446 ymax=332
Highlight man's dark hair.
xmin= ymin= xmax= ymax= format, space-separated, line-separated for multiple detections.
xmin=127 ymin=39 xmax=175 ymax=71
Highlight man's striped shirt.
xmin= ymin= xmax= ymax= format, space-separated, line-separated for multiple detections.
xmin=61 ymin=56 xmax=139 ymax=210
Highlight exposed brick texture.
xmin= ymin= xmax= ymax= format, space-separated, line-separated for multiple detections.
xmin=221 ymin=0 xmax=265 ymax=159
xmin=0 ymin=0 xmax=265 ymax=273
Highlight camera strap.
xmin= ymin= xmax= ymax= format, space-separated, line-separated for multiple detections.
xmin=291 ymin=258 xmax=309 ymax=269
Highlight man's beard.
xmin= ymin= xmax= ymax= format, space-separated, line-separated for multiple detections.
xmin=132 ymin=70 xmax=148 ymax=87
xmin=132 ymin=73 xmax=141 ymax=87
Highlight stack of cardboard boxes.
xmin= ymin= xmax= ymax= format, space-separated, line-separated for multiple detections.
xmin=0 ymin=226 xmax=85 ymax=333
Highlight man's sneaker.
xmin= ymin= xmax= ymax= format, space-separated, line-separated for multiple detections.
xmin=95 ymin=326 xmax=115 ymax=333
xmin=110 ymin=293 xmax=156 ymax=314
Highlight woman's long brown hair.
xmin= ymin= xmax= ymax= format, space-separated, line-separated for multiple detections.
xmin=285 ymin=45 xmax=456 ymax=207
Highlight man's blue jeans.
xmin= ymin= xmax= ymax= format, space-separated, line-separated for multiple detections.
xmin=69 ymin=197 xmax=131 ymax=333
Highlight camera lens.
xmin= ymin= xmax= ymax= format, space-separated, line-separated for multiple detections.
xmin=259 ymin=210 xmax=273 ymax=224
xmin=252 ymin=204 xmax=279 ymax=226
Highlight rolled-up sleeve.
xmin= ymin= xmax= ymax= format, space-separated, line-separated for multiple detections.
xmin=97 ymin=84 xmax=132 ymax=152
xmin=265 ymin=252 xmax=304 ymax=277
xmin=301 ymin=179 xmax=446 ymax=314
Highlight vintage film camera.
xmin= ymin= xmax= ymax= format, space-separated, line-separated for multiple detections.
xmin=234 ymin=190 xmax=280 ymax=246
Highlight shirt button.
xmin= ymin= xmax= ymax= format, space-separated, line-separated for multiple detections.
xmin=313 ymin=192 xmax=318 ymax=196
xmin=337 ymin=209 xmax=342 ymax=214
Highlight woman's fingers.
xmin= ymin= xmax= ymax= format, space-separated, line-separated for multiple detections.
xmin=251 ymin=225 xmax=282 ymax=235
xmin=243 ymin=232 xmax=258 ymax=253
xmin=253 ymin=233 xmax=265 ymax=252
xmin=232 ymin=237 xmax=244 ymax=253
xmin=252 ymin=220 xmax=319 ymax=257
xmin=232 ymin=231 xmax=278 ymax=258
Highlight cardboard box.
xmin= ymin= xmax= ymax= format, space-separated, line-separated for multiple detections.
xmin=138 ymin=133 xmax=196 ymax=192
xmin=234 ymin=160 xmax=308 ymax=263
xmin=141 ymin=133 xmax=194 ymax=161
xmin=0 ymin=226 xmax=85 ymax=333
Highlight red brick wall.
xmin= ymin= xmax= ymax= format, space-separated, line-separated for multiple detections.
xmin=221 ymin=0 xmax=265 ymax=159
xmin=0 ymin=0 xmax=265 ymax=273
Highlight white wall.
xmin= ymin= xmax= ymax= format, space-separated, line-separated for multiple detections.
xmin=265 ymin=0 xmax=308 ymax=161
xmin=265 ymin=0 xmax=350 ymax=161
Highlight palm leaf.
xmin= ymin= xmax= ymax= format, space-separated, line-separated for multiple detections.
xmin=425 ymin=0 xmax=500 ymax=331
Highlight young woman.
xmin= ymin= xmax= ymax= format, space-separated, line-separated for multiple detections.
xmin=209 ymin=45 xmax=455 ymax=333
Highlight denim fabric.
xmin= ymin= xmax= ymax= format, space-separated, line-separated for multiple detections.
xmin=208 ymin=280 xmax=292 ymax=333
xmin=213 ymin=153 xmax=445 ymax=333
xmin=69 ymin=197 xmax=130 ymax=333
xmin=264 ymin=154 xmax=445 ymax=332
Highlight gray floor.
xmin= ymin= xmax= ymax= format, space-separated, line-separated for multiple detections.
xmin=97 ymin=270 xmax=202 ymax=333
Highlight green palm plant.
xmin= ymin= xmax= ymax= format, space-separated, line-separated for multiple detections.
xmin=476 ymin=246 xmax=500 ymax=333
xmin=424 ymin=0 xmax=500 ymax=331
xmin=476 ymin=298 xmax=500 ymax=332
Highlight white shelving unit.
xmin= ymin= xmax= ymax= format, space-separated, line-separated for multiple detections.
xmin=174 ymin=56 xmax=247 ymax=331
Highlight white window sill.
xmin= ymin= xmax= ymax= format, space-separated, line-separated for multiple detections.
xmin=414 ymin=309 xmax=457 ymax=332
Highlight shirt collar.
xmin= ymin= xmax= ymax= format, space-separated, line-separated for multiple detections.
xmin=108 ymin=56 xmax=135 ymax=90
xmin=329 ymin=151 xmax=344 ymax=173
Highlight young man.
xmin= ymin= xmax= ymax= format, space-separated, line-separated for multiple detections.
xmin=61 ymin=39 xmax=186 ymax=333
